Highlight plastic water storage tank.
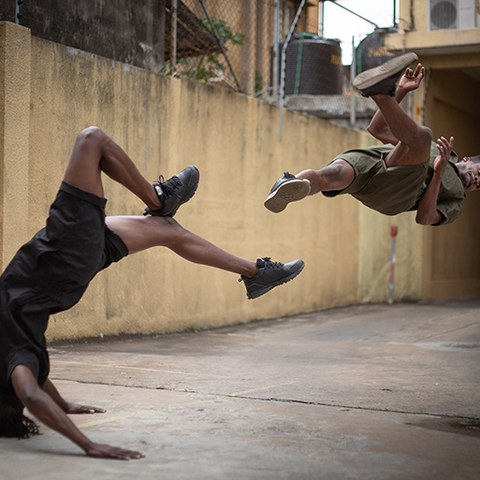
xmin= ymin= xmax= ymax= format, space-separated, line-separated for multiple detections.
xmin=355 ymin=27 xmax=397 ymax=74
xmin=284 ymin=35 xmax=342 ymax=95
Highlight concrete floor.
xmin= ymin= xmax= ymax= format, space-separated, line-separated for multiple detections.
xmin=1 ymin=301 xmax=479 ymax=480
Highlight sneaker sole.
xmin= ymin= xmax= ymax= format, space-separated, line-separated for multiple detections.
xmin=352 ymin=52 xmax=418 ymax=90
xmin=247 ymin=260 xmax=305 ymax=300
xmin=264 ymin=179 xmax=311 ymax=213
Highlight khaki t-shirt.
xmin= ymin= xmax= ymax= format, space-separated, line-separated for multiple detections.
xmin=323 ymin=142 xmax=465 ymax=225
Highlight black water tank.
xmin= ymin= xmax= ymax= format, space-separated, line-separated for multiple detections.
xmin=284 ymin=35 xmax=342 ymax=95
xmin=355 ymin=27 xmax=397 ymax=74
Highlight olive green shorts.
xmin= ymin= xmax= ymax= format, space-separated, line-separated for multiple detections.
xmin=323 ymin=147 xmax=428 ymax=215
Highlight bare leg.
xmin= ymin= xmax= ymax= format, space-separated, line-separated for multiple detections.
xmin=63 ymin=126 xmax=160 ymax=210
xmin=369 ymin=94 xmax=432 ymax=167
xmin=294 ymin=95 xmax=432 ymax=195
xmin=263 ymin=160 xmax=355 ymax=212
xmin=106 ymin=216 xmax=257 ymax=277
xmin=367 ymin=64 xmax=426 ymax=146
xmin=295 ymin=160 xmax=355 ymax=195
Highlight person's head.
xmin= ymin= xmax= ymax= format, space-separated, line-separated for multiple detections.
xmin=457 ymin=155 xmax=480 ymax=191
xmin=0 ymin=393 xmax=40 ymax=439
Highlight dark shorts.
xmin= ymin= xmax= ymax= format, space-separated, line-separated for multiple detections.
xmin=0 ymin=182 xmax=128 ymax=392
xmin=4 ymin=182 xmax=128 ymax=312
xmin=323 ymin=147 xmax=428 ymax=215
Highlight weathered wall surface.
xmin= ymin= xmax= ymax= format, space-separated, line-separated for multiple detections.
xmin=1 ymin=22 xmax=425 ymax=341
xmin=386 ymin=0 xmax=480 ymax=300
xmin=422 ymin=67 xmax=480 ymax=299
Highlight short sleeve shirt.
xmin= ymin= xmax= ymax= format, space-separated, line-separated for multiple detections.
xmin=324 ymin=142 xmax=465 ymax=225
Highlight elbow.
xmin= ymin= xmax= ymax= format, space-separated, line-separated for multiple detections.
xmin=415 ymin=211 xmax=441 ymax=226
xmin=18 ymin=388 xmax=43 ymax=410
xmin=415 ymin=215 xmax=429 ymax=226
xmin=415 ymin=210 xmax=432 ymax=225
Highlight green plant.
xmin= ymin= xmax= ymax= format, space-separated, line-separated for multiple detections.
xmin=190 ymin=18 xmax=244 ymax=83
xmin=254 ymin=71 xmax=264 ymax=96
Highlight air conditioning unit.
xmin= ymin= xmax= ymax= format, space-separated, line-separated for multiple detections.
xmin=428 ymin=0 xmax=480 ymax=30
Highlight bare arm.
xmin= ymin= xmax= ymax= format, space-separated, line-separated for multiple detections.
xmin=415 ymin=136 xmax=453 ymax=225
xmin=42 ymin=378 xmax=106 ymax=414
xmin=367 ymin=64 xmax=425 ymax=144
xmin=11 ymin=365 xmax=144 ymax=460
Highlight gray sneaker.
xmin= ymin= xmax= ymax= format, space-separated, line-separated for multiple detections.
xmin=353 ymin=52 xmax=418 ymax=97
xmin=264 ymin=172 xmax=311 ymax=213
xmin=240 ymin=257 xmax=305 ymax=300
xmin=144 ymin=165 xmax=200 ymax=217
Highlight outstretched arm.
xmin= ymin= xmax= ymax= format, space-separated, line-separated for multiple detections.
xmin=367 ymin=63 xmax=426 ymax=144
xmin=11 ymin=365 xmax=144 ymax=460
xmin=415 ymin=136 xmax=453 ymax=225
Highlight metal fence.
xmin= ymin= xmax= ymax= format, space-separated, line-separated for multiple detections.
xmin=167 ymin=0 xmax=380 ymax=132
xmin=170 ymin=0 xmax=280 ymax=97
xmin=171 ymin=0 xmax=348 ymax=96
xmin=4 ymin=0 xmax=384 ymax=129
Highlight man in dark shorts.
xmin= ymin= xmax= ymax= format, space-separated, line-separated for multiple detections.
xmin=264 ymin=53 xmax=480 ymax=226
xmin=0 ymin=127 xmax=304 ymax=459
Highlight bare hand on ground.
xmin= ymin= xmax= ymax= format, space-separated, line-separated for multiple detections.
xmin=86 ymin=442 xmax=145 ymax=460
xmin=64 ymin=402 xmax=106 ymax=414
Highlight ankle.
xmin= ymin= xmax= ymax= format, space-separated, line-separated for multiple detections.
xmin=243 ymin=262 xmax=258 ymax=278
xmin=148 ymin=185 xmax=162 ymax=210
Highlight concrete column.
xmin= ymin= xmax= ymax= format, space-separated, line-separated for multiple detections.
xmin=0 ymin=21 xmax=31 ymax=269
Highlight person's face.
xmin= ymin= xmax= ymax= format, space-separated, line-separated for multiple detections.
xmin=459 ymin=158 xmax=480 ymax=191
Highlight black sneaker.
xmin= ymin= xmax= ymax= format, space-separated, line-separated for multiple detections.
xmin=144 ymin=165 xmax=200 ymax=217
xmin=352 ymin=52 xmax=418 ymax=97
xmin=240 ymin=257 xmax=305 ymax=300
xmin=264 ymin=172 xmax=311 ymax=213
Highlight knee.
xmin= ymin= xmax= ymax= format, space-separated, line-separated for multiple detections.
xmin=414 ymin=126 xmax=432 ymax=149
xmin=168 ymin=220 xmax=189 ymax=244
xmin=322 ymin=161 xmax=351 ymax=182
xmin=316 ymin=160 xmax=354 ymax=191
xmin=152 ymin=217 xmax=188 ymax=246
xmin=76 ymin=126 xmax=107 ymax=148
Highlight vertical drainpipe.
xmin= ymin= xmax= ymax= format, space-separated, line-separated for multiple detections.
xmin=350 ymin=36 xmax=356 ymax=128
xmin=272 ymin=0 xmax=280 ymax=103
xmin=318 ymin=0 xmax=324 ymax=37
xmin=15 ymin=0 xmax=22 ymax=24
xmin=172 ymin=0 xmax=178 ymax=75
xmin=159 ymin=1 xmax=166 ymax=70
xmin=279 ymin=0 xmax=307 ymax=141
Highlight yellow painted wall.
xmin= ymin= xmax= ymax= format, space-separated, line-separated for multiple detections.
xmin=422 ymin=67 xmax=480 ymax=299
xmin=1 ymin=22 xmax=425 ymax=341
xmin=385 ymin=0 xmax=480 ymax=299
xmin=0 ymin=23 xmax=30 ymax=269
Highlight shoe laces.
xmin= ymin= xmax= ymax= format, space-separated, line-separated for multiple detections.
xmin=155 ymin=175 xmax=182 ymax=198
xmin=259 ymin=257 xmax=284 ymax=269
xmin=238 ymin=257 xmax=284 ymax=283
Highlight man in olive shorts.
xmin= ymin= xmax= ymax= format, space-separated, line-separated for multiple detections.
xmin=264 ymin=53 xmax=480 ymax=226
xmin=0 ymin=127 xmax=304 ymax=459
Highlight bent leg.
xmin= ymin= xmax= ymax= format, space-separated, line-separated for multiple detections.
xmin=264 ymin=160 xmax=354 ymax=212
xmin=369 ymin=95 xmax=432 ymax=167
xmin=63 ymin=127 xmax=160 ymax=210
xmin=296 ymin=159 xmax=355 ymax=195
xmin=105 ymin=216 xmax=257 ymax=277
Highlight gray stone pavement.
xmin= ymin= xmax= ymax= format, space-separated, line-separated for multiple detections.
xmin=1 ymin=301 xmax=479 ymax=480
